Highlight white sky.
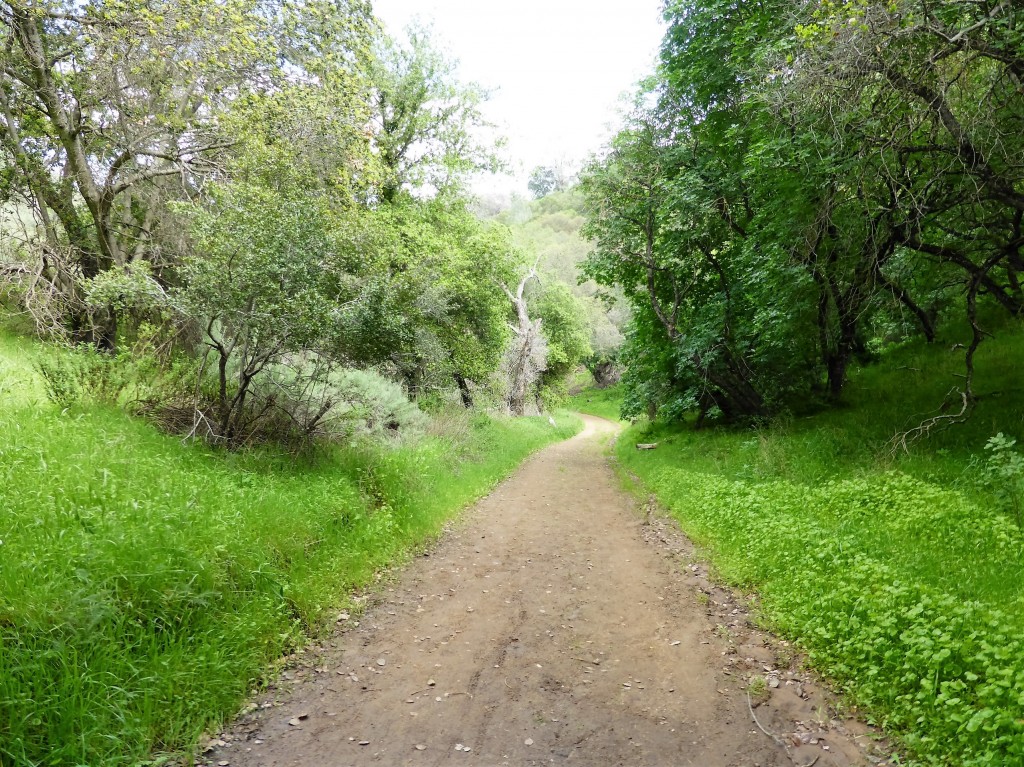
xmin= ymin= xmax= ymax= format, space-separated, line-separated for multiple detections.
xmin=370 ymin=0 xmax=665 ymax=195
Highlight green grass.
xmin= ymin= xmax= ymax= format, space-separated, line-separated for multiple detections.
xmin=0 ymin=331 xmax=47 ymax=407
xmin=0 ymin=332 xmax=581 ymax=766
xmin=619 ymin=324 xmax=1024 ymax=766
xmin=566 ymin=383 xmax=625 ymax=422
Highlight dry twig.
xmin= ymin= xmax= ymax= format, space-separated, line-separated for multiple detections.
xmin=747 ymin=691 xmax=820 ymax=767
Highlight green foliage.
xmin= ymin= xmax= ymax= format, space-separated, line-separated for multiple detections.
xmin=566 ymin=383 xmax=625 ymax=423
xmin=328 ymin=368 xmax=429 ymax=439
xmin=0 ymin=330 xmax=580 ymax=766
xmin=35 ymin=346 xmax=137 ymax=408
xmin=583 ymin=0 xmax=1024 ymax=424
xmin=0 ymin=330 xmax=44 ymax=407
xmin=176 ymin=183 xmax=363 ymax=441
xmin=83 ymin=261 xmax=170 ymax=317
xmin=0 ymin=0 xmax=377 ymax=345
xmin=376 ymin=198 xmax=521 ymax=392
xmin=499 ymin=189 xmax=626 ymax=367
xmin=2 ymin=0 xmax=523 ymax=431
xmin=180 ymin=183 xmax=353 ymax=355
xmin=579 ymin=99 xmax=815 ymax=421
xmin=370 ymin=24 xmax=502 ymax=202
xmin=982 ymin=434 xmax=1024 ymax=529
xmin=527 ymin=165 xmax=572 ymax=199
xmin=531 ymin=280 xmax=592 ymax=400
xmin=630 ymin=464 xmax=1024 ymax=765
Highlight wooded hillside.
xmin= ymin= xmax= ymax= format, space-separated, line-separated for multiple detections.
xmin=581 ymin=0 xmax=1023 ymax=432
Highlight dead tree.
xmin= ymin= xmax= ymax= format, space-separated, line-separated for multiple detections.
xmin=502 ymin=266 xmax=547 ymax=416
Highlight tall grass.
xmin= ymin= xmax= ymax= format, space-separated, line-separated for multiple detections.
xmin=0 ymin=332 xmax=580 ymax=766
xmin=619 ymin=323 xmax=1024 ymax=766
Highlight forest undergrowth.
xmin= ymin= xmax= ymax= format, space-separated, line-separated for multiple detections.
xmin=615 ymin=325 xmax=1024 ymax=766
xmin=0 ymin=331 xmax=580 ymax=766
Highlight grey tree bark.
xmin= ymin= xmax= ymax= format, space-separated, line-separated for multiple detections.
xmin=502 ymin=266 xmax=546 ymax=416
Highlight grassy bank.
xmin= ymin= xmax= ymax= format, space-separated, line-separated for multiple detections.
xmin=615 ymin=327 xmax=1024 ymax=766
xmin=566 ymin=382 xmax=625 ymax=423
xmin=0 ymin=333 xmax=580 ymax=766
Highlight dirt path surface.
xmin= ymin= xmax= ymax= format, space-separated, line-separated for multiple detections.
xmin=204 ymin=415 xmax=885 ymax=767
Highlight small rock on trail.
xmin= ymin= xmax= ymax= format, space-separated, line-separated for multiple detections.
xmin=204 ymin=415 xmax=884 ymax=767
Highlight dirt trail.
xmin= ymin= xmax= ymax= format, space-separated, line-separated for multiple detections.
xmin=205 ymin=415 xmax=883 ymax=767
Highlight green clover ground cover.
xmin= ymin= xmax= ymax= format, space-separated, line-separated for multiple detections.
xmin=629 ymin=467 xmax=1024 ymax=764
xmin=0 ymin=332 xmax=580 ymax=766
xmin=617 ymin=330 xmax=1024 ymax=766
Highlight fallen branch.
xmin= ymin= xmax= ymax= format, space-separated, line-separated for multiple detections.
xmin=747 ymin=691 xmax=820 ymax=767
xmin=889 ymin=278 xmax=987 ymax=454
xmin=887 ymin=386 xmax=972 ymax=454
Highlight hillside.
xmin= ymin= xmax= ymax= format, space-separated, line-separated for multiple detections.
xmin=605 ymin=325 xmax=1024 ymax=765
xmin=0 ymin=331 xmax=579 ymax=766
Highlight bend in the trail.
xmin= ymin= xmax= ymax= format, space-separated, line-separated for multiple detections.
xmin=204 ymin=415 xmax=884 ymax=767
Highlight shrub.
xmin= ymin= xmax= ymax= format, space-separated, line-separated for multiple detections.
xmin=35 ymin=346 xmax=137 ymax=407
xmin=982 ymin=433 xmax=1024 ymax=528
xmin=330 ymin=368 xmax=428 ymax=439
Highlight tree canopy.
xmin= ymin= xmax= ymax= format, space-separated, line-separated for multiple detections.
xmin=581 ymin=0 xmax=1024 ymax=426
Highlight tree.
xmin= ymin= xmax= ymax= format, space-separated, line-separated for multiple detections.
xmin=502 ymin=265 xmax=545 ymax=416
xmin=499 ymin=188 xmax=627 ymax=372
xmin=582 ymin=0 xmax=1024 ymax=430
xmin=785 ymin=0 xmax=1024 ymax=419
xmin=370 ymin=25 xmax=500 ymax=202
xmin=527 ymin=167 xmax=559 ymax=199
xmin=0 ymin=0 xmax=375 ymax=348
xmin=372 ymin=199 xmax=520 ymax=403
xmin=580 ymin=104 xmax=790 ymax=422
xmin=531 ymin=280 xmax=592 ymax=398
xmin=0 ymin=0 xmax=256 ymax=345
xmin=177 ymin=183 xmax=365 ymax=443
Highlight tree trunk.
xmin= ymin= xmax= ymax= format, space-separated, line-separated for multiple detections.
xmin=588 ymin=360 xmax=621 ymax=387
xmin=454 ymin=373 xmax=473 ymax=408
xmin=399 ymin=358 xmax=425 ymax=399
xmin=507 ymin=318 xmax=542 ymax=416
xmin=503 ymin=267 xmax=545 ymax=417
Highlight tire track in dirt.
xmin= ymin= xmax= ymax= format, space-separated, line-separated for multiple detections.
xmin=203 ymin=415 xmax=886 ymax=767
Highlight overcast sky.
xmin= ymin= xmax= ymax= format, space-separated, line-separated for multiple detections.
xmin=370 ymin=0 xmax=665 ymax=195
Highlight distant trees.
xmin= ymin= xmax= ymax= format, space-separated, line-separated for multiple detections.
xmin=532 ymin=281 xmax=591 ymax=398
xmin=527 ymin=167 xmax=559 ymax=199
xmin=527 ymin=164 xmax=574 ymax=199
xmin=581 ymin=0 xmax=1024 ymax=425
xmin=498 ymin=189 xmax=626 ymax=390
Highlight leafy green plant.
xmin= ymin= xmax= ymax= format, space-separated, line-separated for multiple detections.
xmin=330 ymin=368 xmax=428 ymax=439
xmin=35 ymin=345 xmax=136 ymax=407
xmin=629 ymin=459 xmax=1024 ymax=765
xmin=747 ymin=675 xmax=770 ymax=706
xmin=616 ymin=328 xmax=1024 ymax=766
xmin=982 ymin=433 xmax=1024 ymax=528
